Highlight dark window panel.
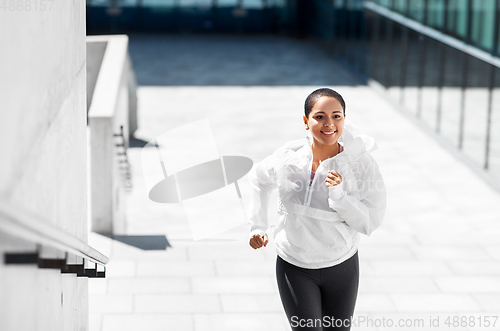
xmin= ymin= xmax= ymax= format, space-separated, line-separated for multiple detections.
xmin=470 ymin=0 xmax=496 ymax=52
xmin=427 ymin=0 xmax=445 ymax=30
xmin=446 ymin=0 xmax=468 ymax=40
xmin=408 ymin=0 xmax=425 ymax=22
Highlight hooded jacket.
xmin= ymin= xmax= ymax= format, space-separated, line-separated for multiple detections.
xmin=247 ymin=118 xmax=387 ymax=269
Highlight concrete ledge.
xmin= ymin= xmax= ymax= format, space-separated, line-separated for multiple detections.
xmin=87 ymin=34 xmax=137 ymax=235
xmin=88 ymin=35 xmax=128 ymax=119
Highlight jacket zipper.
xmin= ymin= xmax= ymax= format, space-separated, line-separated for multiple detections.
xmin=305 ymin=159 xmax=321 ymax=206
xmin=304 ymin=152 xmax=347 ymax=207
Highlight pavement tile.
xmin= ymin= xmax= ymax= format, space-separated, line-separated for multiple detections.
xmin=358 ymin=276 xmax=440 ymax=293
xmin=219 ymin=294 xmax=284 ymax=313
xmin=188 ymin=244 xmax=268 ymax=261
xmin=356 ymin=246 xmax=415 ymax=259
xmin=355 ymin=294 xmax=397 ymax=313
xmin=191 ymin=276 xmax=277 ymax=294
xmin=416 ymin=234 xmax=500 ymax=245
xmin=107 ymin=278 xmax=191 ymax=294
xmin=358 ymin=260 xmax=377 ymax=277
xmin=89 ymin=294 xmax=134 ymax=314
xmin=389 ymin=294 xmax=482 ymax=312
xmin=135 ymin=294 xmax=221 ymax=313
xmin=434 ymin=277 xmax=500 ymax=293
xmin=446 ymin=261 xmax=500 ymax=276
xmin=102 ymin=314 xmax=193 ymax=331
xmin=89 ymin=314 xmax=102 ymax=331
xmin=104 ymin=261 xmax=136 ymax=278
xmin=369 ymin=260 xmax=454 ymax=276
xmin=472 ymin=294 xmax=500 ymax=311
xmin=359 ymin=231 xmax=418 ymax=246
xmin=194 ymin=313 xmax=290 ymax=331
xmin=136 ymin=260 xmax=215 ymax=277
xmin=89 ymin=279 xmax=107 ymax=295
xmin=482 ymin=245 xmax=500 ymax=261
xmin=110 ymin=241 xmax=188 ymax=261
xmin=410 ymin=246 xmax=492 ymax=261
xmin=214 ymin=259 xmax=276 ymax=276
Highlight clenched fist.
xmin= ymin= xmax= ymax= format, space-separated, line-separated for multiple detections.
xmin=249 ymin=233 xmax=268 ymax=249
xmin=326 ymin=170 xmax=342 ymax=187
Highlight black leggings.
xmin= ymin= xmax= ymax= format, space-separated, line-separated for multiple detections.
xmin=276 ymin=252 xmax=359 ymax=331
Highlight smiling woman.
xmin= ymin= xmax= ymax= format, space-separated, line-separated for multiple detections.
xmin=303 ymin=89 xmax=347 ymax=173
xmin=247 ymin=88 xmax=387 ymax=331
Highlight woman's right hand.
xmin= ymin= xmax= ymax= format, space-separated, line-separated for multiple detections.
xmin=249 ymin=234 xmax=268 ymax=249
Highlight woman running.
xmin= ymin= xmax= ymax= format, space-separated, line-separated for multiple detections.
xmin=247 ymin=88 xmax=387 ymax=330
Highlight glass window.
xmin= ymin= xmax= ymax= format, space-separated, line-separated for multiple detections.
xmin=217 ymin=0 xmax=239 ymax=7
xmin=91 ymin=0 xmax=139 ymax=6
xmin=371 ymin=13 xmax=389 ymax=86
xmin=408 ymin=0 xmax=425 ymax=22
xmin=446 ymin=0 xmax=468 ymax=40
xmin=378 ymin=0 xmax=393 ymax=9
xmin=393 ymin=0 xmax=407 ymax=15
xmin=470 ymin=0 xmax=496 ymax=51
xmin=427 ymin=0 xmax=445 ymax=30
xmin=346 ymin=0 xmax=363 ymax=10
xmin=333 ymin=0 xmax=345 ymax=9
xmin=88 ymin=0 xmax=109 ymax=6
xmin=274 ymin=0 xmax=286 ymax=8
xmin=497 ymin=22 xmax=500 ymax=56
xmin=263 ymin=0 xmax=275 ymax=7
xmin=142 ymin=0 xmax=176 ymax=7
xmin=178 ymin=0 xmax=213 ymax=6
xmin=242 ymin=0 xmax=263 ymax=9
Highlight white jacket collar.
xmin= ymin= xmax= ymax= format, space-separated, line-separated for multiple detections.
xmin=305 ymin=117 xmax=378 ymax=160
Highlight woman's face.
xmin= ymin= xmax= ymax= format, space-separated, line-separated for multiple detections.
xmin=303 ymin=96 xmax=345 ymax=147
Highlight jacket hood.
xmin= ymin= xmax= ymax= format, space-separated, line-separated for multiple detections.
xmin=306 ymin=117 xmax=378 ymax=160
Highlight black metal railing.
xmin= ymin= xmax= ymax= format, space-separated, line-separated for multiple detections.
xmin=309 ymin=0 xmax=500 ymax=188
xmin=363 ymin=1 xmax=500 ymax=186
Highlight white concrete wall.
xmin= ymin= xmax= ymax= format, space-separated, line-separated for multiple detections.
xmin=87 ymin=35 xmax=135 ymax=235
xmin=0 ymin=2 xmax=89 ymax=330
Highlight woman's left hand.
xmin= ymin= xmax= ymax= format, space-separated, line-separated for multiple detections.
xmin=326 ymin=170 xmax=342 ymax=187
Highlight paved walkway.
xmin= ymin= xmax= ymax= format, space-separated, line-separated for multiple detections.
xmin=88 ymin=35 xmax=500 ymax=331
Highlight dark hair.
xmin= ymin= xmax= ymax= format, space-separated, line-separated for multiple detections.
xmin=304 ymin=88 xmax=346 ymax=119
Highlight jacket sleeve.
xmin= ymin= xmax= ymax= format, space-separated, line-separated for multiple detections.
xmin=246 ymin=149 xmax=281 ymax=239
xmin=327 ymin=155 xmax=387 ymax=236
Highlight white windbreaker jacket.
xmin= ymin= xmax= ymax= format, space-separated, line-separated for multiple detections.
xmin=247 ymin=118 xmax=387 ymax=269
